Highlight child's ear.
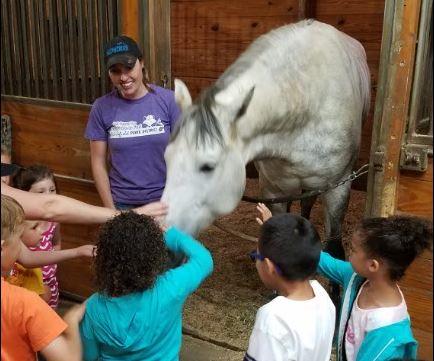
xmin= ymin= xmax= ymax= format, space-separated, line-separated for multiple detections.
xmin=1 ymin=239 xmax=5 ymax=250
xmin=368 ymin=259 xmax=380 ymax=273
xmin=264 ymin=258 xmax=279 ymax=275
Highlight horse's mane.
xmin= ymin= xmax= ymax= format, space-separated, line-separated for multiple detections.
xmin=171 ymin=86 xmax=224 ymax=147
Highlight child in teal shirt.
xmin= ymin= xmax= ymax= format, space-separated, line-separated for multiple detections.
xmin=79 ymin=212 xmax=213 ymax=360
xmin=256 ymin=203 xmax=432 ymax=361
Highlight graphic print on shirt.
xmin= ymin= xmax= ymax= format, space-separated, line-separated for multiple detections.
xmin=109 ymin=115 xmax=165 ymax=139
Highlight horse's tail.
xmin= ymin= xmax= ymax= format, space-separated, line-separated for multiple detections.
xmin=358 ymin=48 xmax=371 ymax=124
xmin=342 ymin=33 xmax=371 ymax=124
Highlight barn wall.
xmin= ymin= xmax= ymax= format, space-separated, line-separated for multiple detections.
xmin=1 ymin=97 xmax=97 ymax=298
xmin=397 ymin=159 xmax=433 ymax=361
xmin=170 ymin=0 xmax=386 ymax=186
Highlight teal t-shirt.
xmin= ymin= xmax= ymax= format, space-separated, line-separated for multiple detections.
xmin=79 ymin=227 xmax=213 ymax=361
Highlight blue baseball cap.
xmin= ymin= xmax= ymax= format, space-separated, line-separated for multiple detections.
xmin=104 ymin=35 xmax=142 ymax=69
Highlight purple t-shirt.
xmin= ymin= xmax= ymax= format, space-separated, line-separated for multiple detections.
xmin=85 ymin=85 xmax=180 ymax=205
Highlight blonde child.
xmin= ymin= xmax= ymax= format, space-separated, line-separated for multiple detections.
xmin=1 ymin=194 xmax=85 ymax=361
xmin=256 ymin=203 xmax=432 ymax=361
xmin=6 ymin=220 xmax=48 ymax=298
xmin=13 ymin=164 xmax=73 ymax=307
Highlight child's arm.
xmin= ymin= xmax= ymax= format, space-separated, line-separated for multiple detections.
xmin=317 ymin=251 xmax=354 ymax=286
xmin=18 ymin=242 xmax=95 ymax=268
xmin=163 ymin=227 xmax=213 ymax=299
xmin=52 ymin=225 xmax=61 ymax=251
xmin=40 ymin=303 xmax=86 ymax=361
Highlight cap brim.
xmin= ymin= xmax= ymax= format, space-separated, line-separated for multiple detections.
xmin=106 ymin=54 xmax=138 ymax=69
xmin=1 ymin=163 xmax=21 ymax=177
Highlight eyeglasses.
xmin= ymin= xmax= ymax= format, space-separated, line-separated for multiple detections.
xmin=249 ymin=250 xmax=265 ymax=262
xmin=249 ymin=250 xmax=282 ymax=275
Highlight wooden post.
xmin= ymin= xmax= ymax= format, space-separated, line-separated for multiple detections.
xmin=365 ymin=0 xmax=422 ymax=217
xmin=118 ymin=0 xmax=171 ymax=89
xmin=298 ymin=0 xmax=316 ymax=20
xmin=119 ymin=0 xmax=140 ymax=41
xmin=145 ymin=0 xmax=171 ymax=88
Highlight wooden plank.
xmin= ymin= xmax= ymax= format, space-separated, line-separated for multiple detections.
xmin=315 ymin=0 xmax=385 ymax=15
xmin=412 ymin=328 xmax=433 ymax=361
xmin=400 ymin=285 xmax=432 ymax=334
xmin=55 ymin=176 xmax=100 ymax=298
xmin=119 ymin=0 xmax=140 ymax=40
xmin=397 ymin=177 xmax=433 ymax=218
xmin=147 ymin=0 xmax=171 ymax=87
xmin=1 ymin=98 xmax=92 ymax=180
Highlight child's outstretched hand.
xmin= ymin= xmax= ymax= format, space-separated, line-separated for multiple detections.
xmin=256 ymin=203 xmax=272 ymax=225
xmin=75 ymin=245 xmax=97 ymax=258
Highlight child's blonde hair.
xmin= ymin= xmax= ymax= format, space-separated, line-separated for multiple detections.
xmin=1 ymin=195 xmax=25 ymax=242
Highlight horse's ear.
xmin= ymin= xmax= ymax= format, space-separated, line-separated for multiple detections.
xmin=174 ymin=78 xmax=192 ymax=111
xmin=235 ymin=86 xmax=255 ymax=120
xmin=215 ymin=86 xmax=255 ymax=121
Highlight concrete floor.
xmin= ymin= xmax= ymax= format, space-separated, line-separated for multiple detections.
xmin=58 ymin=298 xmax=244 ymax=360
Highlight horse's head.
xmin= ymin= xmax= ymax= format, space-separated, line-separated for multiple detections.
xmin=162 ymin=79 xmax=254 ymax=235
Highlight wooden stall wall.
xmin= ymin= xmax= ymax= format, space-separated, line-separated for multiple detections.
xmin=397 ymin=159 xmax=433 ymax=361
xmin=170 ymin=0 xmax=386 ymax=184
xmin=1 ymin=97 xmax=97 ymax=299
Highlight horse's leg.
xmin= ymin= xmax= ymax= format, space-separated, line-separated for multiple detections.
xmin=321 ymin=182 xmax=350 ymax=260
xmin=300 ymin=191 xmax=318 ymax=219
xmin=321 ymin=182 xmax=351 ymax=314
xmin=258 ymin=170 xmax=287 ymax=215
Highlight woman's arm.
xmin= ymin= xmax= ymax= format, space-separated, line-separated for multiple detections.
xmin=89 ymin=140 xmax=115 ymax=209
xmin=1 ymin=182 xmax=167 ymax=224
xmin=18 ymin=242 xmax=95 ymax=268
xmin=53 ymin=225 xmax=62 ymax=251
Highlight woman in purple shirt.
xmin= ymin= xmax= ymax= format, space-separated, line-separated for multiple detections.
xmin=85 ymin=35 xmax=180 ymax=210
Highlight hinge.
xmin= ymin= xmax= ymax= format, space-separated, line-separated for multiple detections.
xmin=399 ymin=143 xmax=430 ymax=172
xmin=373 ymin=147 xmax=385 ymax=171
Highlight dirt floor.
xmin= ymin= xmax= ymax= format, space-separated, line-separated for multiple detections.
xmin=183 ymin=178 xmax=366 ymax=352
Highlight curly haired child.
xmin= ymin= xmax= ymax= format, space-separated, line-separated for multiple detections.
xmin=257 ymin=203 xmax=433 ymax=361
xmin=79 ymin=211 xmax=213 ymax=360
xmin=1 ymin=194 xmax=85 ymax=361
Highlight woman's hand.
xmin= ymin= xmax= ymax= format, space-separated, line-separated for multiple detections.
xmin=256 ymin=203 xmax=272 ymax=225
xmin=135 ymin=201 xmax=168 ymax=217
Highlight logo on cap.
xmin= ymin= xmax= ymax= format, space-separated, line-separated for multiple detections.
xmin=106 ymin=42 xmax=129 ymax=56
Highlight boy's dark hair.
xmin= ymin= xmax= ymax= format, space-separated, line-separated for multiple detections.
xmin=357 ymin=216 xmax=433 ymax=281
xmin=94 ymin=211 xmax=168 ymax=297
xmin=12 ymin=164 xmax=55 ymax=191
xmin=259 ymin=213 xmax=321 ymax=281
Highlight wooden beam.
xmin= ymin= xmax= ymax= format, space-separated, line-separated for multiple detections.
xmin=298 ymin=0 xmax=316 ymax=20
xmin=119 ymin=0 xmax=140 ymax=41
xmin=145 ymin=0 xmax=171 ymax=88
xmin=365 ymin=0 xmax=422 ymax=217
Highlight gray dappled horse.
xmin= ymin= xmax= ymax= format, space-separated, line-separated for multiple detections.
xmin=162 ymin=20 xmax=370 ymax=262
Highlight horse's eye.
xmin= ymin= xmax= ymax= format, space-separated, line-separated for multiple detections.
xmin=199 ymin=164 xmax=215 ymax=173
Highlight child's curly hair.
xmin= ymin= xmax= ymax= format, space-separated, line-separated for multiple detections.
xmin=357 ymin=215 xmax=432 ymax=281
xmin=94 ymin=211 xmax=168 ymax=297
